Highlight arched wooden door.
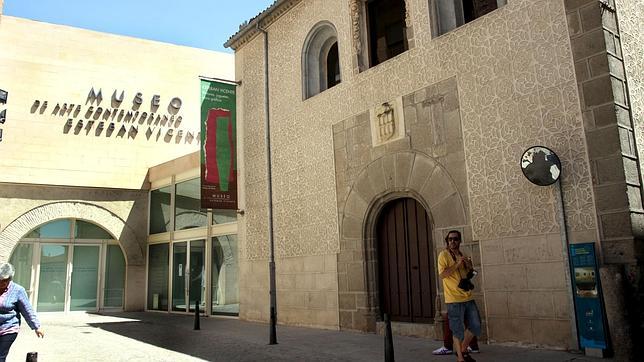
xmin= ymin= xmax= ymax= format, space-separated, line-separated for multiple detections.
xmin=376 ymin=198 xmax=435 ymax=323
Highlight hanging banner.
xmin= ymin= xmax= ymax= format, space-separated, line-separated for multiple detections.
xmin=200 ymin=79 xmax=237 ymax=209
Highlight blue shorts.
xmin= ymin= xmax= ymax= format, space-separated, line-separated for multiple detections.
xmin=447 ymin=300 xmax=481 ymax=340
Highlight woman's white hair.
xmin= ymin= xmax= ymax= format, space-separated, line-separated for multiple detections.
xmin=0 ymin=263 xmax=15 ymax=280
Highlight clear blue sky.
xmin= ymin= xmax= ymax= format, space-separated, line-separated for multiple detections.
xmin=3 ymin=0 xmax=274 ymax=52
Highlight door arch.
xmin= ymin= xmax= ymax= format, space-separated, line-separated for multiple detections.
xmin=376 ymin=197 xmax=435 ymax=323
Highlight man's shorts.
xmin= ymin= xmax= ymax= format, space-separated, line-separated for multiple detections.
xmin=447 ymin=300 xmax=482 ymax=340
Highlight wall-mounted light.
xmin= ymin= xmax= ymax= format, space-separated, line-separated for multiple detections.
xmin=0 ymin=109 xmax=5 ymax=124
xmin=0 ymin=89 xmax=7 ymax=104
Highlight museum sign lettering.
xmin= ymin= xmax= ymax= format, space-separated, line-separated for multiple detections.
xmin=31 ymin=87 xmax=200 ymax=143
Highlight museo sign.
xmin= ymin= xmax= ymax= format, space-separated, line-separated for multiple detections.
xmin=30 ymin=87 xmax=200 ymax=144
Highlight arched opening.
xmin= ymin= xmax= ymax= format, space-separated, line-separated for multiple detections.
xmin=376 ymin=197 xmax=435 ymax=323
xmin=9 ymin=218 xmax=126 ymax=312
xmin=326 ymin=42 xmax=341 ymax=89
xmin=302 ymin=21 xmax=341 ymax=99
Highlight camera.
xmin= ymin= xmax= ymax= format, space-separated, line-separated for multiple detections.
xmin=458 ymin=269 xmax=478 ymax=291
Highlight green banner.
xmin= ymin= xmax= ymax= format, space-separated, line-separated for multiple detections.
xmin=200 ymin=79 xmax=237 ymax=209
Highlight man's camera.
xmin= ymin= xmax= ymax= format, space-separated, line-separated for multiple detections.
xmin=458 ymin=269 xmax=478 ymax=291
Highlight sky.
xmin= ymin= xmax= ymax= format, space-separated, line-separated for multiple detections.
xmin=3 ymin=0 xmax=275 ymax=53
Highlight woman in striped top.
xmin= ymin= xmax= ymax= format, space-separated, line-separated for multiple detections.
xmin=0 ymin=263 xmax=44 ymax=362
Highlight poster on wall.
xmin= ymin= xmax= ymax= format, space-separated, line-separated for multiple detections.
xmin=200 ymin=79 xmax=237 ymax=209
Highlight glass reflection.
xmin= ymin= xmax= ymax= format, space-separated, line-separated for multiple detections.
xmin=175 ymin=178 xmax=207 ymax=230
xmin=147 ymin=243 xmax=169 ymax=311
xmin=172 ymin=242 xmax=187 ymax=311
xmin=104 ymin=245 xmax=125 ymax=308
xmin=70 ymin=246 xmax=100 ymax=311
xmin=188 ymin=240 xmax=205 ymax=313
xmin=26 ymin=219 xmax=71 ymax=239
xmin=211 ymin=235 xmax=239 ymax=315
xmin=150 ymin=186 xmax=172 ymax=234
xmin=37 ymin=245 xmax=68 ymax=312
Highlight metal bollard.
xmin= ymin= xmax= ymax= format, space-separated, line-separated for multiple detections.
xmin=269 ymin=306 xmax=277 ymax=345
xmin=26 ymin=352 xmax=37 ymax=362
xmin=384 ymin=313 xmax=395 ymax=362
xmin=194 ymin=299 xmax=200 ymax=330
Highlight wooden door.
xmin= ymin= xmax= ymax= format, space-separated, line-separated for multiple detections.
xmin=377 ymin=198 xmax=434 ymax=323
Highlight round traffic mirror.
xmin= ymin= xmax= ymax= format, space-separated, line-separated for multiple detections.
xmin=520 ymin=146 xmax=561 ymax=186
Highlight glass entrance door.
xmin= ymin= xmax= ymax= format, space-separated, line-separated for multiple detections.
xmin=37 ymin=245 xmax=69 ymax=312
xmin=36 ymin=244 xmax=101 ymax=312
xmin=171 ymin=239 xmax=205 ymax=313
xmin=70 ymin=245 xmax=100 ymax=311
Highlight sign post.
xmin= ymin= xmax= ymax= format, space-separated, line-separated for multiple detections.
xmin=569 ymin=243 xmax=609 ymax=356
xmin=520 ymin=146 xmax=579 ymax=350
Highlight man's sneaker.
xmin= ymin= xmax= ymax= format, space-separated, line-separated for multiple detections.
xmin=432 ymin=346 xmax=453 ymax=355
xmin=467 ymin=346 xmax=480 ymax=354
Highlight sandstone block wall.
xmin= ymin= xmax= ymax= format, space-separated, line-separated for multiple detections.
xmin=0 ymin=16 xmax=233 ymax=190
xmin=232 ymin=0 xmax=599 ymax=347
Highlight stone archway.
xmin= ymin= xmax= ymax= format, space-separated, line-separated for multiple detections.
xmin=337 ymin=150 xmax=467 ymax=331
xmin=0 ymin=201 xmax=144 ymax=265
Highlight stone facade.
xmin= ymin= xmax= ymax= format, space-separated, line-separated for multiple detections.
xmin=226 ymin=0 xmax=596 ymax=348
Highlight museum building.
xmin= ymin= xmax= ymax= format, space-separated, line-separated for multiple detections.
xmin=0 ymin=10 xmax=239 ymax=316
xmin=1 ymin=0 xmax=644 ymax=358
xmin=224 ymin=0 xmax=643 ymax=356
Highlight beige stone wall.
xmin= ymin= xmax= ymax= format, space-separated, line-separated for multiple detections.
xmin=240 ymin=256 xmax=339 ymax=329
xmin=616 ymin=0 xmax=644 ymax=179
xmin=234 ymin=0 xmax=597 ymax=346
xmin=0 ymin=16 xmax=233 ymax=190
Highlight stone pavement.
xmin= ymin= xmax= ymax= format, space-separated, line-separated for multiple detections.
xmin=9 ymin=312 xmax=612 ymax=362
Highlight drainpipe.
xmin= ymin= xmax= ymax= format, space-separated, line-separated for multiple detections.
xmin=257 ymin=22 xmax=278 ymax=345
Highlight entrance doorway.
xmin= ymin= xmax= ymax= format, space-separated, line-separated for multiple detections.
xmin=10 ymin=218 xmax=126 ymax=313
xmin=376 ymin=197 xmax=435 ymax=323
xmin=172 ymin=239 xmax=205 ymax=313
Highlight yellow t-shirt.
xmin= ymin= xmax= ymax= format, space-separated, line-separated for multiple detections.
xmin=438 ymin=249 xmax=474 ymax=304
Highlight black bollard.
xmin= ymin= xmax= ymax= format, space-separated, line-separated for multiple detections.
xmin=269 ymin=306 xmax=277 ymax=345
xmin=194 ymin=298 xmax=200 ymax=330
xmin=26 ymin=352 xmax=37 ymax=362
xmin=384 ymin=313 xmax=395 ymax=362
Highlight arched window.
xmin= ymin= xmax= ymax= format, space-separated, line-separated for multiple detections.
xmin=302 ymin=22 xmax=341 ymax=99
xmin=10 ymin=218 xmax=126 ymax=312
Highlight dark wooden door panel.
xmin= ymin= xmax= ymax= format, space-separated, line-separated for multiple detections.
xmin=377 ymin=198 xmax=434 ymax=323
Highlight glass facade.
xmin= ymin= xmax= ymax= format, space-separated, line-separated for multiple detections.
xmin=212 ymin=209 xmax=237 ymax=225
xmin=37 ymin=244 xmax=68 ymax=312
xmin=70 ymin=245 xmax=100 ymax=311
xmin=147 ymin=243 xmax=169 ymax=311
xmin=11 ymin=218 xmax=125 ymax=312
xmin=26 ymin=219 xmax=71 ymax=239
xmin=212 ymin=235 xmax=239 ymax=315
xmin=148 ymin=177 xmax=238 ymax=316
xmin=150 ymin=186 xmax=172 ymax=234
xmin=175 ymin=178 xmax=207 ymax=230
xmin=104 ymin=245 xmax=126 ymax=308
xmin=9 ymin=243 xmax=33 ymax=295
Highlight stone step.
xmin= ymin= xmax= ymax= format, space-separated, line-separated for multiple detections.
xmin=375 ymin=320 xmax=439 ymax=340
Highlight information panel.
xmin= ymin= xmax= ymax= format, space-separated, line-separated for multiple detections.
xmin=569 ymin=242 xmax=608 ymax=350
xmin=200 ymin=79 xmax=237 ymax=210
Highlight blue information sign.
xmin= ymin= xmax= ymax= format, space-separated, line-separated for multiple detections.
xmin=569 ymin=243 xmax=608 ymax=350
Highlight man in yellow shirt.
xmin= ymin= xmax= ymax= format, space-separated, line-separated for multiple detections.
xmin=438 ymin=230 xmax=481 ymax=362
